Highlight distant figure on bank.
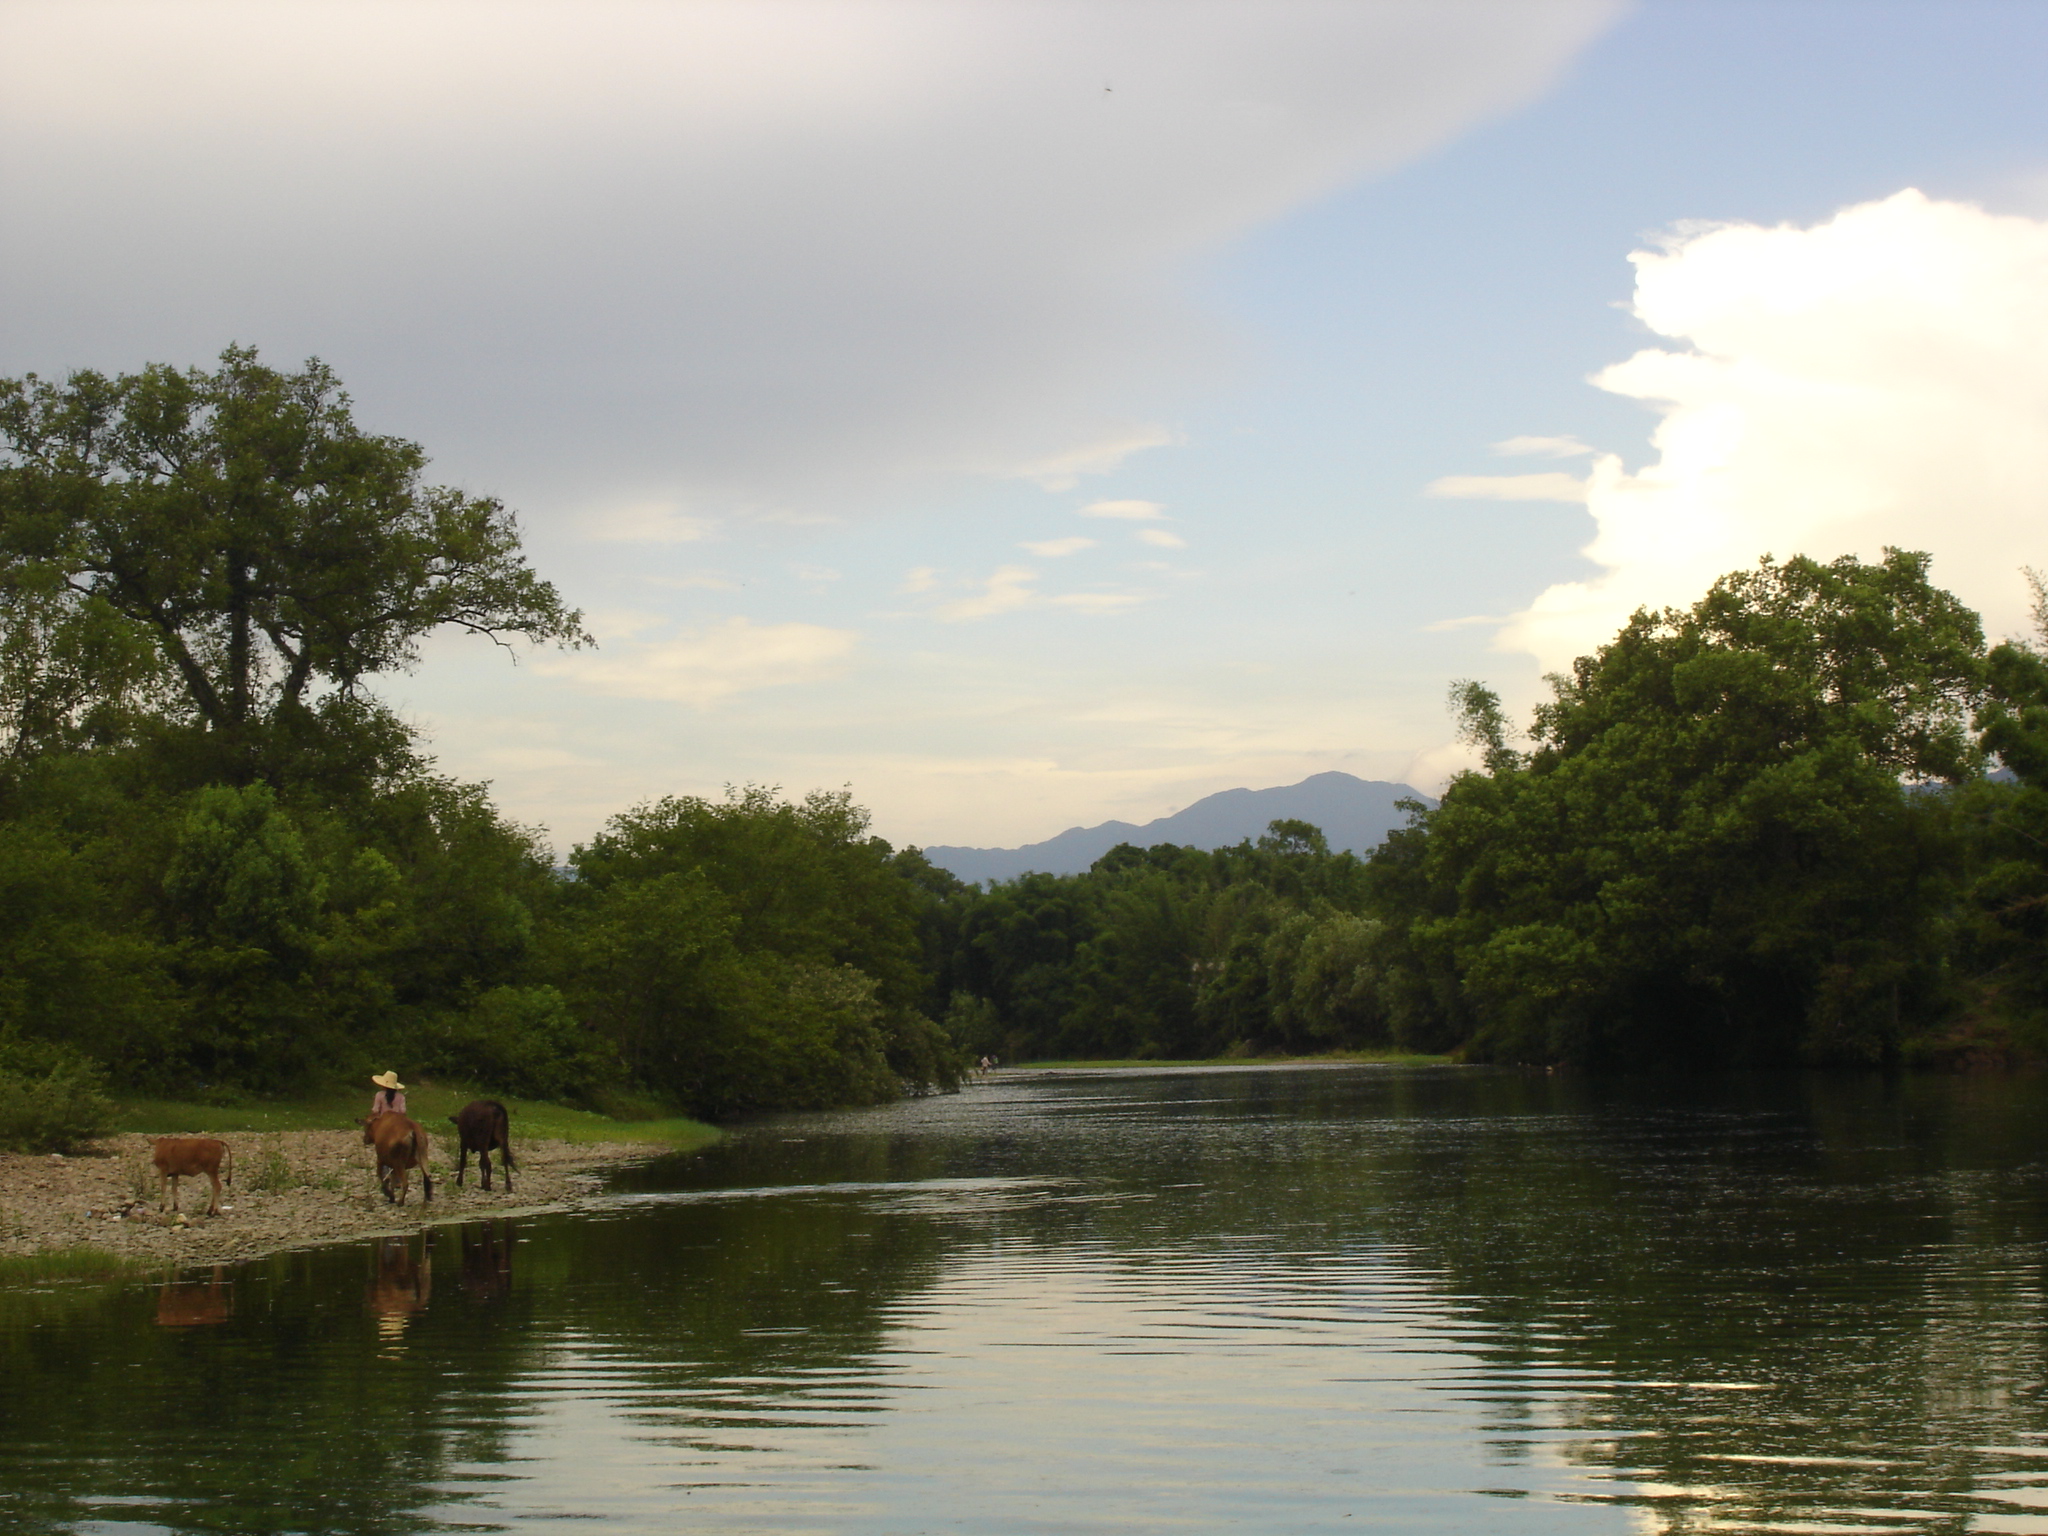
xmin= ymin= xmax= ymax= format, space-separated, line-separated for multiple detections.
xmin=370 ymin=1071 xmax=407 ymax=1117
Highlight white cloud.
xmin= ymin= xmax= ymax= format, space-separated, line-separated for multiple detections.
xmin=1421 ymin=612 xmax=1511 ymax=633
xmin=1011 ymin=425 xmax=1179 ymax=491
xmin=898 ymin=566 xmax=941 ymax=595
xmin=586 ymin=501 xmax=719 ymax=543
xmin=1426 ymin=471 xmax=1590 ymax=502
xmin=1492 ymin=189 xmax=2048 ymax=670
xmin=933 ymin=566 xmax=1150 ymax=621
xmin=1400 ymin=738 xmax=1487 ymax=794
xmin=793 ymin=564 xmax=842 ymax=584
xmin=537 ymin=617 xmax=857 ymax=706
xmin=1492 ymin=434 xmax=1593 ymax=458
xmin=475 ymin=746 xmax=607 ymax=772
xmin=1021 ymin=537 xmax=1097 ymax=557
xmin=582 ymin=607 xmax=669 ymax=640
xmin=1136 ymin=527 xmax=1187 ymax=548
xmin=0 ymin=1 xmax=1623 ymax=516
xmin=1049 ymin=591 xmax=1151 ymax=614
xmin=936 ymin=567 xmax=1041 ymax=622
xmin=1082 ymin=499 xmax=1168 ymax=520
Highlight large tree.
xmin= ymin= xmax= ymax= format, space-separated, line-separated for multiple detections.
xmin=1370 ymin=551 xmax=1988 ymax=1068
xmin=0 ymin=347 xmax=587 ymax=762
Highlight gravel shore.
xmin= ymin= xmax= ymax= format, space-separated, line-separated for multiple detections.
xmin=0 ymin=1129 xmax=675 ymax=1268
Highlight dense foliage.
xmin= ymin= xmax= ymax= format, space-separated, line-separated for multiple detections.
xmin=5 ymin=351 xmax=2048 ymax=1120
xmin=940 ymin=554 xmax=2048 ymax=1072
xmin=1360 ymin=552 xmax=1990 ymax=1068
xmin=924 ymin=821 xmax=1389 ymax=1062
xmin=0 ymin=352 xmax=961 ymax=1133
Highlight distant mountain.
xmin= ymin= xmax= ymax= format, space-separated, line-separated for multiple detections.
xmin=920 ymin=771 xmax=1435 ymax=885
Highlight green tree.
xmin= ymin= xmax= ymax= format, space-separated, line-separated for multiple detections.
xmin=159 ymin=783 xmax=331 ymax=1086
xmin=1373 ymin=551 xmax=1986 ymax=1068
xmin=1948 ymin=567 xmax=2048 ymax=1054
xmin=0 ymin=347 xmax=588 ymax=773
xmin=558 ymin=786 xmax=959 ymax=1110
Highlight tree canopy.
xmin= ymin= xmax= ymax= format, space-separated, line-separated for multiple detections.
xmin=0 ymin=347 xmax=587 ymax=769
xmin=1366 ymin=551 xmax=1990 ymax=1068
xmin=5 ymin=353 xmax=2048 ymax=1127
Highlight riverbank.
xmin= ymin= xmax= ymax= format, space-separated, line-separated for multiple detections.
xmin=0 ymin=1126 xmax=697 ymax=1270
xmin=1007 ymin=1050 xmax=1453 ymax=1069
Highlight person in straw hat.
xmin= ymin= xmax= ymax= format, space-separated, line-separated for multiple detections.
xmin=370 ymin=1071 xmax=408 ymax=1117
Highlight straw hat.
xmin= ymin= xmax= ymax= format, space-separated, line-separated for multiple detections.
xmin=371 ymin=1071 xmax=405 ymax=1091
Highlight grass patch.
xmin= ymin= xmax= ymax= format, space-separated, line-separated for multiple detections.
xmin=1009 ymin=1051 xmax=1454 ymax=1070
xmin=0 ymin=1245 xmax=152 ymax=1286
xmin=113 ymin=1083 xmax=719 ymax=1151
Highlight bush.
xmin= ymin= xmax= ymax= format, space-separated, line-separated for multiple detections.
xmin=0 ymin=1034 xmax=116 ymax=1153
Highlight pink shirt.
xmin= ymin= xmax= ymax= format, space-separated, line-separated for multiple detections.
xmin=371 ymin=1089 xmax=407 ymax=1116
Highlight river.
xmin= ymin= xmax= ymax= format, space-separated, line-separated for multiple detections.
xmin=4 ymin=1064 xmax=2048 ymax=1534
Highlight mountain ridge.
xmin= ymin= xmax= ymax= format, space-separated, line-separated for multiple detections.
xmin=920 ymin=770 xmax=1434 ymax=885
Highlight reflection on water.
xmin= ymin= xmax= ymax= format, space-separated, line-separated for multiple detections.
xmin=458 ymin=1220 xmax=515 ymax=1306
xmin=5 ymin=1067 xmax=2048 ymax=1532
xmin=369 ymin=1233 xmax=434 ymax=1353
xmin=153 ymin=1267 xmax=231 ymax=1330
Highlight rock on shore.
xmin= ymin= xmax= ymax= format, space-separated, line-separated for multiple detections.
xmin=0 ymin=1129 xmax=671 ymax=1267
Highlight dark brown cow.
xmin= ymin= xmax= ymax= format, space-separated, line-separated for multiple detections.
xmin=152 ymin=1136 xmax=231 ymax=1216
xmin=361 ymin=1112 xmax=434 ymax=1205
xmin=448 ymin=1099 xmax=515 ymax=1192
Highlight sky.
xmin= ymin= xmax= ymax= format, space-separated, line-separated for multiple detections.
xmin=5 ymin=0 xmax=2048 ymax=852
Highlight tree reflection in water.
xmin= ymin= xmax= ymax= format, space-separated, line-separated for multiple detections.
xmin=0 ymin=1070 xmax=2046 ymax=1534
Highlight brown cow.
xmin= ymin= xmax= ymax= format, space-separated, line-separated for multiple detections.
xmin=152 ymin=1136 xmax=232 ymax=1216
xmin=448 ymin=1099 xmax=515 ymax=1192
xmin=361 ymin=1112 xmax=434 ymax=1205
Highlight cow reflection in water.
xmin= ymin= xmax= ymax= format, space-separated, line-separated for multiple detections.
xmin=154 ymin=1265 xmax=231 ymax=1328
xmin=459 ymin=1220 xmax=515 ymax=1304
xmin=368 ymin=1232 xmax=434 ymax=1350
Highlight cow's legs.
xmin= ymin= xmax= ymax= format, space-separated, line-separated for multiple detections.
xmin=455 ymin=1145 xmax=469 ymax=1188
xmin=479 ymin=1147 xmax=493 ymax=1192
xmin=166 ymin=1174 xmax=180 ymax=1213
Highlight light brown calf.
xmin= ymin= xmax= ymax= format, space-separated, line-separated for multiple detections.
xmin=152 ymin=1136 xmax=231 ymax=1216
xmin=361 ymin=1112 xmax=434 ymax=1205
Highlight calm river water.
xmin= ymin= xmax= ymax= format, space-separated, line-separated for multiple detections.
xmin=6 ymin=1065 xmax=2048 ymax=1534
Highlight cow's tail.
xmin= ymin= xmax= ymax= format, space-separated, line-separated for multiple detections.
xmin=224 ymin=1144 xmax=233 ymax=1188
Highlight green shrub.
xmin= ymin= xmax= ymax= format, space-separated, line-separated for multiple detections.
xmin=0 ymin=1034 xmax=116 ymax=1153
xmin=244 ymin=1135 xmax=300 ymax=1192
xmin=423 ymin=984 xmax=609 ymax=1103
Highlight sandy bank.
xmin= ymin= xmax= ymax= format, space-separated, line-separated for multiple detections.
xmin=0 ymin=1129 xmax=677 ymax=1268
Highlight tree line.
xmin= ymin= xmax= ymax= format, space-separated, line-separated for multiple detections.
xmin=938 ymin=548 xmax=2048 ymax=1071
xmin=3 ymin=351 xmax=2045 ymax=1145
xmin=0 ymin=350 xmax=958 ymax=1139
